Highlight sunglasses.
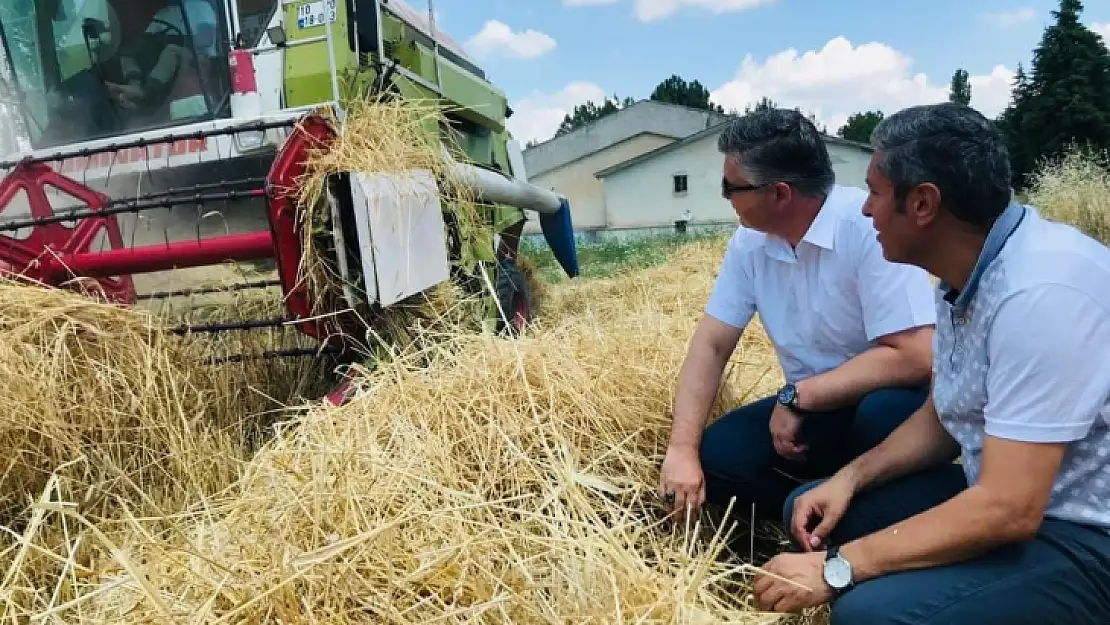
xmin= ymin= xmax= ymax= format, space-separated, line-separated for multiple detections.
xmin=721 ymin=178 xmax=767 ymax=198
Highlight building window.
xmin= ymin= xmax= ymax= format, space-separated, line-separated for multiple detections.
xmin=673 ymin=174 xmax=689 ymax=195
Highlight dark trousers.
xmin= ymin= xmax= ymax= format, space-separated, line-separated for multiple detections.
xmin=783 ymin=465 xmax=1110 ymax=624
xmin=699 ymin=386 xmax=929 ymax=519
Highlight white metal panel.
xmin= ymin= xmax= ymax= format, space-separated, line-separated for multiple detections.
xmin=349 ymin=169 xmax=450 ymax=308
xmin=507 ymin=139 xmax=529 ymax=183
xmin=250 ymin=9 xmax=287 ymax=114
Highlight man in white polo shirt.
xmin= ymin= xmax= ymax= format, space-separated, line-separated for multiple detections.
xmin=659 ymin=109 xmax=937 ymax=522
xmin=752 ymin=102 xmax=1110 ymax=623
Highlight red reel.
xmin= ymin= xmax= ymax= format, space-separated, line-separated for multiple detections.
xmin=0 ymin=161 xmax=136 ymax=304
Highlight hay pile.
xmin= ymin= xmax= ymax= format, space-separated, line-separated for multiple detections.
xmin=0 ymin=277 xmax=257 ymax=619
xmin=0 ymin=278 xmax=250 ymax=524
xmin=0 ymin=91 xmax=797 ymax=622
xmin=145 ymin=267 xmax=342 ymax=431
xmin=0 ymin=233 xmax=799 ymax=624
xmin=1026 ymin=146 xmax=1110 ymax=244
xmin=0 ymin=266 xmax=344 ymax=619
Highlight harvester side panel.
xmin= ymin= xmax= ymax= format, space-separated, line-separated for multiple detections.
xmin=282 ymin=1 xmax=356 ymax=108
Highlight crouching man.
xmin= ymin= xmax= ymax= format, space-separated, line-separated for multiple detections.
xmin=659 ymin=109 xmax=936 ymax=521
xmin=754 ymin=102 xmax=1110 ymax=623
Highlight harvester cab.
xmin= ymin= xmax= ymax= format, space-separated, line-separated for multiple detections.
xmin=0 ymin=0 xmax=581 ymax=402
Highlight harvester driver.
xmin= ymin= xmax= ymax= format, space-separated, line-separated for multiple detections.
xmin=658 ymin=109 xmax=937 ymax=526
xmin=106 ymin=0 xmax=220 ymax=122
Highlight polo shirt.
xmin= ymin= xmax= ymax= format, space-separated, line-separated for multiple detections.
xmin=933 ymin=202 xmax=1110 ymax=530
xmin=705 ymin=184 xmax=937 ymax=384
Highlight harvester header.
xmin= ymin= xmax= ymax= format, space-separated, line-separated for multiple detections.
xmin=0 ymin=0 xmax=580 ymax=401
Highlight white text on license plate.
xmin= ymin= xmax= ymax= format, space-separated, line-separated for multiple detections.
xmin=297 ymin=0 xmax=337 ymax=29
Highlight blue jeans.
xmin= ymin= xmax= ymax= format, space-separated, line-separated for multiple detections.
xmin=783 ymin=465 xmax=1110 ymax=624
xmin=698 ymin=386 xmax=928 ymax=520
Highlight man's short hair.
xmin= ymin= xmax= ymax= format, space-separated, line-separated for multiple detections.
xmin=870 ymin=102 xmax=1013 ymax=229
xmin=717 ymin=108 xmax=836 ymax=198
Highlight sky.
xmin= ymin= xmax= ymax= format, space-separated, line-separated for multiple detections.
xmin=418 ymin=0 xmax=1110 ymax=145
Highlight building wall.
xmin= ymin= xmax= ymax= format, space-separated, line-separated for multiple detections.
xmin=600 ymin=135 xmax=874 ymax=230
xmin=522 ymin=101 xmax=730 ymax=179
xmin=829 ymin=143 xmax=872 ymax=191
xmin=523 ymin=133 xmax=676 ymax=233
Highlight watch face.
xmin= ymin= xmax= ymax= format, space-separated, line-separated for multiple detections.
xmin=778 ymin=385 xmax=796 ymax=404
xmin=824 ymin=556 xmax=852 ymax=589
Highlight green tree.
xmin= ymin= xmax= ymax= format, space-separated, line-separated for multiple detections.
xmin=650 ymin=74 xmax=725 ymax=112
xmin=837 ymin=110 xmax=885 ymax=143
xmin=734 ymin=98 xmax=827 ymax=133
xmin=744 ymin=96 xmax=778 ymax=114
xmin=996 ymin=63 xmax=1034 ymax=184
xmin=949 ymin=68 xmax=972 ymax=105
xmin=998 ymin=0 xmax=1110 ymax=187
xmin=554 ymin=94 xmax=634 ymax=137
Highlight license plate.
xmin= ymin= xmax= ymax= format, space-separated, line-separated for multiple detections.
xmin=297 ymin=0 xmax=337 ymax=29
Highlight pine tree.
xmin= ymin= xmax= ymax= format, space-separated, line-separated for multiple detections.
xmin=997 ymin=64 xmax=1034 ymax=184
xmin=998 ymin=0 xmax=1110 ymax=186
xmin=649 ymin=75 xmax=725 ymax=112
xmin=948 ymin=69 xmax=972 ymax=105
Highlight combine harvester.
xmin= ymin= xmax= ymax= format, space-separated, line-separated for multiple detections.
xmin=0 ymin=0 xmax=580 ymax=401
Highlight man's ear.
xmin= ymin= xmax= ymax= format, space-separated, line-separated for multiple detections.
xmin=905 ymin=183 xmax=942 ymax=228
xmin=772 ymin=181 xmax=793 ymax=205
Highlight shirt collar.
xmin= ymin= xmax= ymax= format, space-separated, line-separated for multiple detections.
xmin=763 ymin=188 xmax=839 ymax=261
xmin=801 ymin=197 xmax=837 ymax=251
xmin=939 ymin=201 xmax=1027 ymax=318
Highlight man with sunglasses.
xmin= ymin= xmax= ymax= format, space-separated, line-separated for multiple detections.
xmin=659 ymin=108 xmax=937 ymax=529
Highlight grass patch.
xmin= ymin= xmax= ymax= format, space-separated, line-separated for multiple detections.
xmin=520 ymin=230 xmax=732 ymax=283
xmin=1026 ymin=145 xmax=1110 ymax=245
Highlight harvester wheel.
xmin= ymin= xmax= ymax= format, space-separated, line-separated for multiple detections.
xmin=495 ymin=256 xmax=531 ymax=334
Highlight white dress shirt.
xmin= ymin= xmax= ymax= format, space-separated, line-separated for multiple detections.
xmin=705 ymin=184 xmax=937 ymax=384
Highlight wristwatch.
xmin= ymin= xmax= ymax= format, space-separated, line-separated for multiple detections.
xmin=777 ymin=383 xmax=802 ymax=412
xmin=823 ymin=546 xmax=854 ymax=595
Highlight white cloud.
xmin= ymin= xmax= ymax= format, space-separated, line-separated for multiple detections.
xmin=464 ymin=20 xmax=556 ymax=60
xmin=1093 ymin=22 xmax=1110 ymax=41
xmin=507 ymin=82 xmax=608 ymax=144
xmin=633 ymin=0 xmax=776 ymax=21
xmin=562 ymin=0 xmax=775 ymax=21
xmin=981 ymin=7 xmax=1037 ymax=27
xmin=709 ymin=36 xmax=1015 ymax=134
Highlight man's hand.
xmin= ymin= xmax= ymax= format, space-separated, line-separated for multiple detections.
xmin=663 ymin=315 xmax=742 ymax=518
xmin=753 ymin=551 xmax=834 ymax=613
xmin=659 ymin=444 xmax=705 ymax=518
xmin=770 ymin=403 xmax=806 ymax=461
xmin=791 ymin=474 xmax=856 ymax=551
xmin=107 ymin=82 xmax=142 ymax=109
